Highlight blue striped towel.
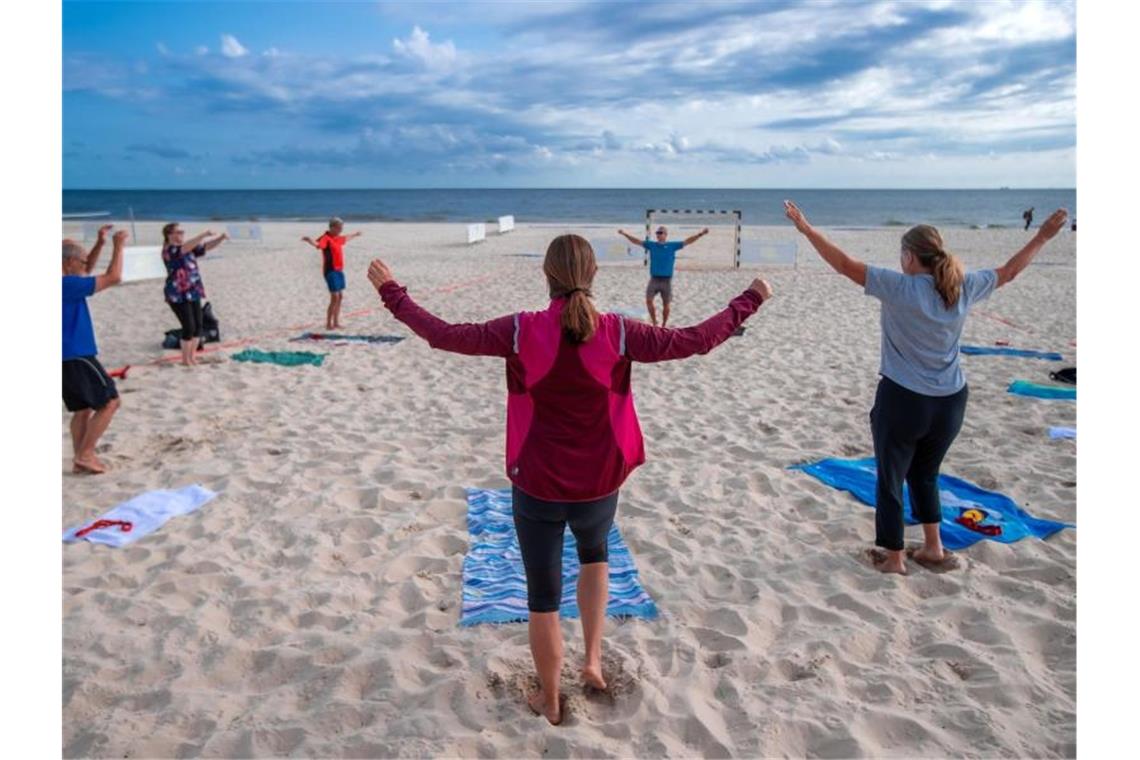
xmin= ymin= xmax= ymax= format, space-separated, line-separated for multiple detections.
xmin=460 ymin=488 xmax=659 ymax=626
xmin=961 ymin=345 xmax=1063 ymax=360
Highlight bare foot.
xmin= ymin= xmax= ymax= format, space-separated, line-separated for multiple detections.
xmin=907 ymin=547 xmax=960 ymax=572
xmin=867 ymin=548 xmax=907 ymax=575
xmin=73 ymin=456 xmax=107 ymax=475
xmin=526 ymin=689 xmax=563 ymax=726
xmin=581 ymin=665 xmax=607 ymax=690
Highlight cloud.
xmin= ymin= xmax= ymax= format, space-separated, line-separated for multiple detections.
xmin=220 ymin=34 xmax=249 ymax=58
xmin=126 ymin=143 xmax=195 ymax=159
xmin=195 ymin=45 xmax=209 ymax=56
xmin=392 ymin=26 xmax=457 ymax=70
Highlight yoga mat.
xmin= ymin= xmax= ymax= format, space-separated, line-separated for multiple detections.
xmin=231 ymin=349 xmax=326 ymax=367
xmin=961 ymin=345 xmax=1063 ymax=360
xmin=290 ymin=332 xmax=405 ymax=345
xmin=460 ymin=488 xmax=659 ymax=626
xmin=64 ymin=485 xmax=217 ymax=547
xmin=1008 ymin=380 xmax=1076 ymax=400
xmin=790 ymin=457 xmax=1072 ymax=550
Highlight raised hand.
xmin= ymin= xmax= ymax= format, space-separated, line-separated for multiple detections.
xmin=97 ymin=224 xmax=113 ymax=239
xmin=368 ymin=259 xmax=394 ymax=290
xmin=784 ymin=200 xmax=811 ymax=234
xmin=1036 ymin=209 xmax=1069 ymax=241
xmin=749 ymin=277 xmax=773 ymax=301
xmin=702 ymin=227 xmax=709 ymax=235
xmin=112 ymin=229 xmax=129 ymax=246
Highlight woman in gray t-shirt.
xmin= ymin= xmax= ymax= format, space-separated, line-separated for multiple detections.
xmin=784 ymin=201 xmax=1068 ymax=575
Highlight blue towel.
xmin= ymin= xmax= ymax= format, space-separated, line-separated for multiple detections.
xmin=1008 ymin=380 xmax=1076 ymax=400
xmin=1049 ymin=426 xmax=1076 ymax=440
xmin=291 ymin=332 xmax=405 ymax=345
xmin=790 ymin=457 xmax=1072 ymax=550
xmin=461 ymin=488 xmax=659 ymax=626
xmin=961 ymin=345 xmax=1063 ymax=360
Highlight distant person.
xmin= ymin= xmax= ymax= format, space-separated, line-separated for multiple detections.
xmin=1022 ymin=207 xmax=1034 ymax=230
xmin=302 ymin=218 xmax=362 ymax=330
xmin=1070 ymin=218 xmax=1076 ymax=232
xmin=784 ymin=200 xmax=1068 ymax=575
xmin=162 ymin=223 xmax=228 ymax=366
xmin=62 ymin=227 xmax=128 ymax=474
xmin=367 ymin=234 xmax=771 ymax=725
xmin=618 ymin=225 xmax=710 ymax=326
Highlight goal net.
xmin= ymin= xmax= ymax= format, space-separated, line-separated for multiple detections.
xmin=644 ymin=208 xmax=742 ymax=269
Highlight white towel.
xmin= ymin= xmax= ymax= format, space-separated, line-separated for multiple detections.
xmin=1048 ymin=426 xmax=1076 ymax=440
xmin=63 ymin=485 xmax=218 ymax=547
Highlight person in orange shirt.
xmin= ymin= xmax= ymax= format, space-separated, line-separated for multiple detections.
xmin=302 ymin=217 xmax=362 ymax=329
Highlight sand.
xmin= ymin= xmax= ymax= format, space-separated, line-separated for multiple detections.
xmin=61 ymin=220 xmax=1076 ymax=758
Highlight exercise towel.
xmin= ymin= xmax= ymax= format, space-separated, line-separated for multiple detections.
xmin=232 ymin=349 xmax=326 ymax=367
xmin=460 ymin=488 xmax=659 ymax=626
xmin=961 ymin=345 xmax=1063 ymax=360
xmin=1049 ymin=427 xmax=1077 ymax=440
xmin=290 ymin=332 xmax=405 ymax=345
xmin=63 ymin=485 xmax=217 ymax=547
xmin=790 ymin=458 xmax=1072 ymax=550
xmin=1008 ymin=380 xmax=1076 ymax=400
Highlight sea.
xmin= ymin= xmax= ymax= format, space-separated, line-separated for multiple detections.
xmin=62 ymin=188 xmax=1076 ymax=229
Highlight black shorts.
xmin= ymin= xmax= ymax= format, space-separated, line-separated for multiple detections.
xmin=62 ymin=356 xmax=119 ymax=412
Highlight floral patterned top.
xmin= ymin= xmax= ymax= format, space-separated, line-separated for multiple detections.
xmin=162 ymin=244 xmax=207 ymax=303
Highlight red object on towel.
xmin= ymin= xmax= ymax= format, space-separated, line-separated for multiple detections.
xmin=74 ymin=519 xmax=133 ymax=538
xmin=955 ymin=515 xmax=1001 ymax=536
xmin=995 ymin=340 xmax=1010 ymax=346
xmin=108 ymin=365 xmax=130 ymax=379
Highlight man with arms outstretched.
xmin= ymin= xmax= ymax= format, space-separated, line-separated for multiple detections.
xmin=618 ymin=224 xmax=709 ymax=326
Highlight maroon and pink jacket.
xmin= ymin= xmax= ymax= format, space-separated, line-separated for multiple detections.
xmin=379 ymin=281 xmax=763 ymax=502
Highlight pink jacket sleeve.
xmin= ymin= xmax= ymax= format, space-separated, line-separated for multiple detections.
xmin=379 ymin=281 xmax=515 ymax=357
xmin=624 ymin=288 xmax=763 ymax=363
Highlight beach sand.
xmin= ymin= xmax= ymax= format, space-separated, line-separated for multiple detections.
xmin=62 ymin=220 xmax=1076 ymax=758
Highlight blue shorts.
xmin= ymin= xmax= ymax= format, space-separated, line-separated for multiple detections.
xmin=325 ymin=270 xmax=346 ymax=293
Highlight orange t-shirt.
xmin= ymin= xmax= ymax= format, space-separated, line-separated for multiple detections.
xmin=316 ymin=233 xmax=347 ymax=274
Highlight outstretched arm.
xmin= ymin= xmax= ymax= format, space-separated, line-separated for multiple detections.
xmin=93 ymin=230 xmax=127 ymax=293
xmin=84 ymin=224 xmax=113 ymax=274
xmin=784 ymin=200 xmax=866 ymax=287
xmin=301 ymin=236 xmax=320 ymax=248
xmin=347 ymin=231 xmax=363 ymax=241
xmin=368 ymin=259 xmax=514 ymax=357
xmin=182 ymin=230 xmax=213 ymax=251
xmin=625 ymin=279 xmax=770 ymax=362
xmin=682 ymin=228 xmax=709 ymax=246
xmin=618 ymin=229 xmax=647 ymax=248
xmin=996 ymin=208 xmax=1068 ymax=287
xmin=197 ymin=232 xmax=228 ymax=256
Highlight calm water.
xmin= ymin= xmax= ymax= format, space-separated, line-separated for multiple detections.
xmin=63 ymin=188 xmax=1076 ymax=228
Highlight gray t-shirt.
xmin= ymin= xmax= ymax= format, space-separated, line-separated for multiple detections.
xmin=864 ymin=266 xmax=999 ymax=396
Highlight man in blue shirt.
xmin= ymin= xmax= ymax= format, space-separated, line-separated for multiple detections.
xmin=618 ymin=225 xmax=709 ymax=326
xmin=62 ymin=227 xmax=126 ymax=474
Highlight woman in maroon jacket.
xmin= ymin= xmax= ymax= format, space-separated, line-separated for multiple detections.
xmin=368 ymin=234 xmax=771 ymax=725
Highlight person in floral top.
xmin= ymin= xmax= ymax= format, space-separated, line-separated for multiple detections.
xmin=161 ymin=222 xmax=228 ymax=366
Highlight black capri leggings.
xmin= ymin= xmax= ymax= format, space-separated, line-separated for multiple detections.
xmin=169 ymin=299 xmax=204 ymax=341
xmin=870 ymin=376 xmax=969 ymax=551
xmin=511 ymin=485 xmax=618 ymax=613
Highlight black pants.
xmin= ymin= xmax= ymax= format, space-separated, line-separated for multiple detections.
xmin=511 ymin=485 xmax=618 ymax=613
xmin=169 ymin=299 xmax=204 ymax=341
xmin=870 ymin=376 xmax=968 ymax=551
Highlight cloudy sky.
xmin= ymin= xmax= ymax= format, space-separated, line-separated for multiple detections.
xmin=63 ymin=0 xmax=1076 ymax=189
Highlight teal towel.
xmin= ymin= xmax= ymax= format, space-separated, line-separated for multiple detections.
xmin=231 ymin=349 xmax=326 ymax=367
xmin=1008 ymin=380 xmax=1076 ymax=400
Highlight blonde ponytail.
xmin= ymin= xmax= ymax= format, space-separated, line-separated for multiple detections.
xmin=543 ymin=234 xmax=599 ymax=343
xmin=902 ymin=224 xmax=964 ymax=308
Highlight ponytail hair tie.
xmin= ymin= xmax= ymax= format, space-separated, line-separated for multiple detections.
xmin=565 ymin=287 xmax=590 ymax=297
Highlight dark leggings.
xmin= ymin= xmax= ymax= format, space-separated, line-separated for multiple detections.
xmin=169 ymin=299 xmax=203 ymax=341
xmin=870 ymin=376 xmax=968 ymax=551
xmin=511 ymin=485 xmax=618 ymax=613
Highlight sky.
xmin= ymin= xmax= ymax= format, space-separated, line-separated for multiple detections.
xmin=62 ymin=0 xmax=1076 ymax=189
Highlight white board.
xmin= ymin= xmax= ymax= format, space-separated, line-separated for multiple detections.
xmin=121 ymin=245 xmax=166 ymax=283
xmin=591 ymin=239 xmax=639 ymax=261
xmin=740 ymin=240 xmax=798 ymax=266
xmin=497 ymin=215 xmax=515 ymax=233
xmin=225 ymin=223 xmax=262 ymax=241
xmin=466 ymin=223 xmax=486 ymax=244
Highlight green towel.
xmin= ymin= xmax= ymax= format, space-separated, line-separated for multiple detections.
xmin=231 ymin=349 xmax=326 ymax=367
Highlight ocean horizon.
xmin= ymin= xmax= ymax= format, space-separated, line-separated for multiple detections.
xmin=63 ymin=188 xmax=1076 ymax=229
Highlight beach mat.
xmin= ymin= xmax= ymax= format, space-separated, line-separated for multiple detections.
xmin=1049 ymin=426 xmax=1076 ymax=440
xmin=231 ymin=349 xmax=326 ymax=367
xmin=790 ymin=457 xmax=1072 ymax=550
xmin=290 ymin=332 xmax=405 ymax=345
xmin=460 ymin=488 xmax=659 ymax=626
xmin=63 ymin=484 xmax=217 ymax=547
xmin=961 ymin=345 xmax=1063 ymax=360
xmin=1008 ymin=380 xmax=1076 ymax=400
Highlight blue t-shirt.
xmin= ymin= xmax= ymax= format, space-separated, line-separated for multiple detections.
xmin=63 ymin=276 xmax=97 ymax=360
xmin=864 ymin=266 xmax=999 ymax=396
xmin=644 ymin=240 xmax=684 ymax=278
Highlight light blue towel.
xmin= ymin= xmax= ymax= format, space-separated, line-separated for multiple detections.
xmin=461 ymin=488 xmax=659 ymax=626
xmin=1008 ymin=380 xmax=1076 ymax=400
xmin=961 ymin=345 xmax=1063 ymax=360
xmin=1049 ymin=426 xmax=1076 ymax=439
xmin=790 ymin=458 xmax=1072 ymax=550
xmin=63 ymin=485 xmax=218 ymax=547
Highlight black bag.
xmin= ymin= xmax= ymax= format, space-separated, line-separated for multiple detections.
xmin=162 ymin=329 xmax=181 ymax=350
xmin=1050 ymin=367 xmax=1076 ymax=385
xmin=201 ymin=301 xmax=220 ymax=343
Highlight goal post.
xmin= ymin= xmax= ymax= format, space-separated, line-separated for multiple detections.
xmin=645 ymin=208 xmax=743 ymax=269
